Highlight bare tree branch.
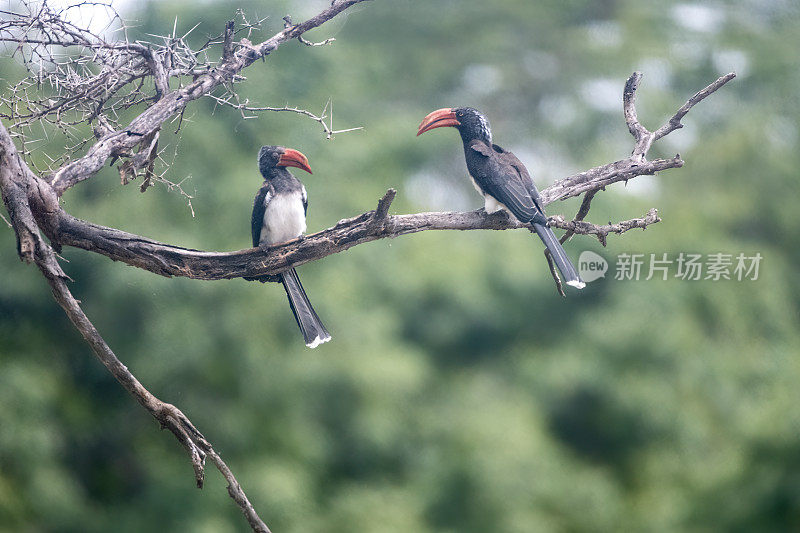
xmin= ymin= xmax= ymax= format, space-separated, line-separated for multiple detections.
xmin=623 ymin=72 xmax=655 ymax=160
xmin=44 ymin=154 xmax=678 ymax=281
xmin=549 ymin=208 xmax=661 ymax=247
xmin=10 ymin=72 xmax=730 ymax=287
xmin=538 ymin=70 xmax=732 ymax=292
xmin=45 ymin=271 xmax=272 ymax=532
xmin=653 ymin=72 xmax=736 ymax=140
xmin=284 ymin=14 xmax=337 ymax=47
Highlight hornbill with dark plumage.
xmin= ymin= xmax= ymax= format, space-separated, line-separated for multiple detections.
xmin=248 ymin=145 xmax=331 ymax=348
xmin=417 ymin=107 xmax=585 ymax=290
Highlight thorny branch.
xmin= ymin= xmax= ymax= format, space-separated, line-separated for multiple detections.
xmin=208 ymin=95 xmax=363 ymax=139
xmin=42 ymin=0 xmax=369 ymax=195
xmin=0 ymin=0 xmax=362 ymax=176
xmin=285 ymin=14 xmax=337 ymax=47
xmin=0 ymin=1 xmax=734 ymax=531
xmin=0 ymin=1 xmax=370 ymax=532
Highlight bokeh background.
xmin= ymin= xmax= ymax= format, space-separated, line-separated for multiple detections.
xmin=2 ymin=0 xmax=799 ymax=531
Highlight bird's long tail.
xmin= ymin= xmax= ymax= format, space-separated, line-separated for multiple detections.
xmin=533 ymin=223 xmax=585 ymax=289
xmin=280 ymin=268 xmax=332 ymax=348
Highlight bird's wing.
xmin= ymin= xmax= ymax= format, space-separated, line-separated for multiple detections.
xmin=469 ymin=140 xmax=538 ymax=222
xmin=497 ymin=150 xmax=546 ymax=215
xmin=469 ymin=140 xmax=495 ymax=158
xmin=251 ymin=183 xmax=273 ymax=247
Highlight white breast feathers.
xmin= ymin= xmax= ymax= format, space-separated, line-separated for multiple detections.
xmin=260 ymin=191 xmax=307 ymax=246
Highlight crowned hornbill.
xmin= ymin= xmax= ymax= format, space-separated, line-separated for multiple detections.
xmin=248 ymin=145 xmax=331 ymax=348
xmin=417 ymin=107 xmax=585 ymax=290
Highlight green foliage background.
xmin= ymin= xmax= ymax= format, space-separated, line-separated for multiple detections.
xmin=2 ymin=1 xmax=799 ymax=531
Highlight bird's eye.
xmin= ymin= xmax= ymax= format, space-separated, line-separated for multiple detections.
xmin=457 ymin=111 xmax=463 ymax=118
xmin=272 ymin=152 xmax=280 ymax=160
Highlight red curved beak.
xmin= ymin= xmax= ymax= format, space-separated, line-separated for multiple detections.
xmin=278 ymin=148 xmax=312 ymax=174
xmin=417 ymin=108 xmax=459 ymax=136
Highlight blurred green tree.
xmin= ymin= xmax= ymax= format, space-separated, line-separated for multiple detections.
xmin=2 ymin=1 xmax=799 ymax=532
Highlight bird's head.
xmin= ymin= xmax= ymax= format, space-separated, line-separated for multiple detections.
xmin=258 ymin=145 xmax=313 ymax=177
xmin=417 ymin=107 xmax=492 ymax=143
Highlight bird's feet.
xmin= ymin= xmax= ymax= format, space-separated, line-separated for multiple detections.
xmin=483 ymin=207 xmax=512 ymax=221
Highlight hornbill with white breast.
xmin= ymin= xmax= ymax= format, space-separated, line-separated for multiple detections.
xmin=417 ymin=107 xmax=585 ymax=290
xmin=248 ymin=145 xmax=331 ymax=348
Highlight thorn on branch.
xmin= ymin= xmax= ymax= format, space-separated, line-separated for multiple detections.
xmin=298 ymin=35 xmax=336 ymax=47
xmin=206 ymin=95 xmax=363 ymax=138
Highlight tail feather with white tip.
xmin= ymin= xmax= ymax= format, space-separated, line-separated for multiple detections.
xmin=280 ymin=268 xmax=331 ymax=348
xmin=533 ymin=223 xmax=585 ymax=289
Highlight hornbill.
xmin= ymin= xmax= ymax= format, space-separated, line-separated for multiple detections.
xmin=417 ymin=107 xmax=585 ymax=290
xmin=247 ymin=145 xmax=331 ymax=348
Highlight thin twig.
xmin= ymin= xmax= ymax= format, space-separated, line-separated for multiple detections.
xmin=207 ymin=95 xmax=363 ymax=138
xmin=653 ymin=72 xmax=736 ymax=140
xmin=548 ymin=208 xmax=661 ymax=247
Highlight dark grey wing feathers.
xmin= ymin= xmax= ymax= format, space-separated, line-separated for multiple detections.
xmin=488 ymin=180 xmax=538 ymax=222
xmin=251 ymin=183 xmax=273 ymax=247
xmin=497 ymin=150 xmax=546 ymax=216
xmin=469 ymin=140 xmax=536 ymax=221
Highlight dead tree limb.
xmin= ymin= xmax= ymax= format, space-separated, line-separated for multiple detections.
xmin=47 ymin=153 xmax=679 ymax=281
